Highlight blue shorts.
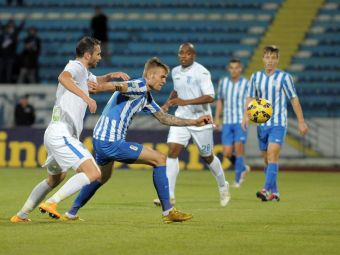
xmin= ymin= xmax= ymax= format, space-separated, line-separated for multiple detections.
xmin=257 ymin=126 xmax=287 ymax=151
xmin=222 ymin=123 xmax=247 ymax=146
xmin=93 ymin=139 xmax=143 ymax=166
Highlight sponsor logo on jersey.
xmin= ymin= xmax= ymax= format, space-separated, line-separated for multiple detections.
xmin=131 ymin=81 xmax=138 ymax=88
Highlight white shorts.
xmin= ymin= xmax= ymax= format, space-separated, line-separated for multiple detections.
xmin=167 ymin=126 xmax=214 ymax=157
xmin=43 ymin=123 xmax=95 ymax=175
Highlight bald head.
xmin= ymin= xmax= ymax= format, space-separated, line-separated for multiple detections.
xmin=178 ymin=42 xmax=196 ymax=67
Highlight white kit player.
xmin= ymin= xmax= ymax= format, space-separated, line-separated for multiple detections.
xmin=154 ymin=43 xmax=230 ymax=207
xmin=11 ymin=37 xmax=130 ymax=222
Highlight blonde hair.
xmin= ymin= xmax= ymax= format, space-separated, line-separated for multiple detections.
xmin=143 ymin=57 xmax=170 ymax=76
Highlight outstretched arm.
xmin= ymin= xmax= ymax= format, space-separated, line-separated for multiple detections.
xmin=168 ymin=95 xmax=214 ymax=107
xmin=162 ymin=90 xmax=178 ymax=112
xmin=88 ymin=81 xmax=129 ymax=93
xmin=96 ymin=72 xmax=130 ymax=84
xmin=153 ymin=111 xmax=212 ymax=127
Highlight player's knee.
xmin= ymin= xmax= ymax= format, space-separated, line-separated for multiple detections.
xmin=151 ymin=152 xmax=166 ymax=167
xmin=201 ymin=154 xmax=214 ymax=164
xmin=47 ymin=173 xmax=65 ymax=188
xmin=223 ymin=151 xmax=232 ymax=158
xmin=267 ymin=152 xmax=279 ymax=163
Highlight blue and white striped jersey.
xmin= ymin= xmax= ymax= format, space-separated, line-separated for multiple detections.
xmin=248 ymin=69 xmax=297 ymax=127
xmin=217 ymin=76 xmax=248 ymax=124
xmin=93 ymin=78 xmax=161 ymax=142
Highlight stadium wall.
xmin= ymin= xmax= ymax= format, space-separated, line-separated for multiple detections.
xmin=0 ymin=128 xmax=339 ymax=171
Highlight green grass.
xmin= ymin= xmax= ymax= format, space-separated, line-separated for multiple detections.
xmin=1 ymin=168 xmax=340 ymax=255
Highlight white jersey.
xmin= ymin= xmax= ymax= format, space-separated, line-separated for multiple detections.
xmin=217 ymin=76 xmax=248 ymax=124
xmin=172 ymin=62 xmax=215 ymax=130
xmin=49 ymin=60 xmax=96 ymax=138
xmin=248 ymin=69 xmax=297 ymax=127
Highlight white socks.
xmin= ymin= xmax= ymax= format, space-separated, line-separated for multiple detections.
xmin=166 ymin=157 xmax=180 ymax=199
xmin=208 ymin=155 xmax=227 ymax=188
xmin=46 ymin=172 xmax=90 ymax=204
xmin=18 ymin=179 xmax=52 ymax=219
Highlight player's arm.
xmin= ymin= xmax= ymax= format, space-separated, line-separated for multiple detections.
xmin=96 ymin=72 xmax=130 ymax=84
xmin=58 ymin=71 xmax=97 ymax=113
xmin=214 ymin=99 xmax=223 ymax=129
xmin=162 ymin=90 xmax=178 ymax=112
xmin=168 ymin=95 xmax=214 ymax=107
xmin=241 ymin=97 xmax=254 ymax=131
xmin=290 ymin=97 xmax=308 ymax=135
xmin=153 ymin=111 xmax=212 ymax=127
xmin=88 ymin=81 xmax=129 ymax=93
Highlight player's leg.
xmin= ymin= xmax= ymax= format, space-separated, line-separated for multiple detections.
xmin=65 ymin=161 xmax=114 ymax=219
xmin=233 ymin=123 xmax=250 ymax=186
xmin=221 ymin=124 xmax=235 ymax=170
xmin=256 ymin=126 xmax=271 ymax=201
xmin=135 ymin=146 xmax=192 ymax=223
xmin=193 ymin=128 xmax=230 ymax=207
xmin=165 ymin=126 xmax=190 ymax=201
xmin=265 ymin=126 xmax=286 ymax=201
xmin=39 ymin=135 xmax=101 ymax=219
xmin=11 ymin=158 xmax=66 ymax=223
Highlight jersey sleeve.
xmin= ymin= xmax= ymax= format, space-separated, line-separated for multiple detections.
xmin=142 ymin=93 xmax=161 ymax=115
xmin=217 ymin=78 xmax=223 ymax=100
xmin=123 ymin=79 xmax=148 ymax=98
xmin=282 ymin=73 xmax=297 ymax=100
xmin=200 ymin=70 xmax=215 ymax=97
xmin=64 ymin=62 xmax=83 ymax=81
xmin=247 ymin=73 xmax=257 ymax=98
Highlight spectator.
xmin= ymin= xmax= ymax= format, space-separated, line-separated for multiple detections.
xmin=17 ymin=27 xmax=41 ymax=84
xmin=14 ymin=94 xmax=35 ymax=126
xmin=0 ymin=19 xmax=25 ymax=83
xmin=90 ymin=6 xmax=110 ymax=64
xmin=7 ymin=0 xmax=24 ymax=6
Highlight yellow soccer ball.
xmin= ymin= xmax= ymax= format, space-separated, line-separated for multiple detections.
xmin=247 ymin=98 xmax=273 ymax=123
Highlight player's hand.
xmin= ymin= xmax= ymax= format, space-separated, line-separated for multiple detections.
xmin=214 ymin=118 xmax=221 ymax=130
xmin=109 ymin=72 xmax=130 ymax=81
xmin=84 ymin=97 xmax=97 ymax=113
xmin=168 ymin=98 xmax=187 ymax=107
xmin=298 ymin=121 xmax=308 ymax=136
xmin=195 ymin=115 xmax=212 ymax=127
xmin=161 ymin=103 xmax=170 ymax=112
xmin=241 ymin=116 xmax=249 ymax=131
xmin=88 ymin=80 xmax=101 ymax=94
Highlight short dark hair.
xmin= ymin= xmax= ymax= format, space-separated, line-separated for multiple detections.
xmin=263 ymin=45 xmax=280 ymax=56
xmin=76 ymin=36 xmax=101 ymax=58
xmin=144 ymin=57 xmax=170 ymax=74
xmin=229 ymin=58 xmax=241 ymax=64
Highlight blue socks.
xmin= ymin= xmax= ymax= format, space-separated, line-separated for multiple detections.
xmin=153 ymin=166 xmax=172 ymax=211
xmin=68 ymin=180 xmax=102 ymax=216
xmin=235 ymin=156 xmax=245 ymax=183
xmin=264 ymin=163 xmax=278 ymax=192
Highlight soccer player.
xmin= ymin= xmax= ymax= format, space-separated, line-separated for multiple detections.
xmin=242 ymin=45 xmax=308 ymax=201
xmin=214 ymin=59 xmax=250 ymax=188
xmin=64 ymin=57 xmax=212 ymax=223
xmin=10 ymin=36 xmax=130 ymax=222
xmin=154 ymin=42 xmax=230 ymax=207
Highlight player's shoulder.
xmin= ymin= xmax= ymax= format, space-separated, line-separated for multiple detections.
xmin=64 ymin=60 xmax=86 ymax=74
xmin=219 ymin=75 xmax=230 ymax=82
xmin=171 ymin=65 xmax=181 ymax=75
xmin=193 ymin=62 xmax=210 ymax=74
xmin=275 ymin=69 xmax=293 ymax=80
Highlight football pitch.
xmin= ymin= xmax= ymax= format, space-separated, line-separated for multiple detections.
xmin=1 ymin=168 xmax=339 ymax=255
